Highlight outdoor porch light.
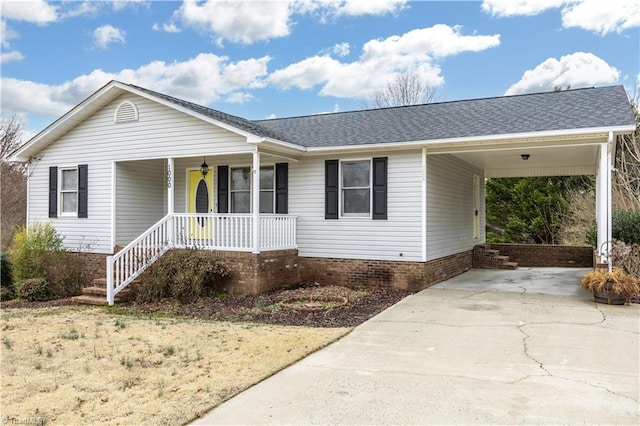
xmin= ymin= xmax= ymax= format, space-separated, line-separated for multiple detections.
xmin=200 ymin=157 xmax=209 ymax=176
xmin=521 ymin=154 xmax=530 ymax=160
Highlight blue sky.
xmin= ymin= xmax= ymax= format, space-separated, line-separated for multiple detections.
xmin=1 ymin=0 xmax=639 ymax=142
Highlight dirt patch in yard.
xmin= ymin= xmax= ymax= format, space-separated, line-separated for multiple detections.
xmin=122 ymin=283 xmax=413 ymax=327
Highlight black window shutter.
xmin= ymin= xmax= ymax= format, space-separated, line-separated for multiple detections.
xmin=217 ymin=165 xmax=229 ymax=213
xmin=325 ymin=160 xmax=339 ymax=219
xmin=48 ymin=166 xmax=58 ymax=218
xmin=372 ymin=157 xmax=387 ymax=220
xmin=78 ymin=164 xmax=88 ymax=218
xmin=275 ymin=163 xmax=288 ymax=214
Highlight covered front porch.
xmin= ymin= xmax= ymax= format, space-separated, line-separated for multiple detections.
xmin=108 ymin=149 xmax=298 ymax=304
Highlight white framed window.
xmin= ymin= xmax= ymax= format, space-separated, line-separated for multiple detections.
xmin=230 ymin=167 xmax=251 ymax=213
xmin=60 ymin=167 xmax=78 ymax=215
xmin=259 ymin=166 xmax=275 ymax=214
xmin=229 ymin=166 xmax=275 ymax=213
xmin=341 ymin=160 xmax=371 ymax=216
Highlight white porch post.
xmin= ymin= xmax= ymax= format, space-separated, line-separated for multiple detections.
xmin=595 ymin=133 xmax=614 ymax=269
xmin=421 ymin=147 xmax=427 ymax=262
xmin=167 ymin=157 xmax=175 ymax=245
xmin=252 ymin=150 xmax=261 ymax=253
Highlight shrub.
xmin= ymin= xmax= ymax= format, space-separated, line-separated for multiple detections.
xmin=136 ymin=250 xmax=231 ymax=304
xmin=1 ymin=252 xmax=14 ymax=300
xmin=41 ymin=251 xmax=88 ymax=297
xmin=585 ymin=210 xmax=640 ymax=246
xmin=17 ymin=278 xmax=53 ymax=302
xmin=612 ymin=210 xmax=640 ymax=244
xmin=611 ymin=240 xmax=640 ymax=280
xmin=10 ymin=223 xmax=63 ymax=284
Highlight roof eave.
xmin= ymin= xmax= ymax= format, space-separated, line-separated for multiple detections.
xmin=303 ymin=125 xmax=637 ymax=154
xmin=8 ymin=80 xmax=127 ymax=162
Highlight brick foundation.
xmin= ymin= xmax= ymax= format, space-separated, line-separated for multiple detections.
xmin=211 ymin=249 xmax=299 ymax=295
xmin=487 ymin=244 xmax=593 ymax=268
xmin=74 ymin=252 xmax=108 ymax=281
xmin=298 ymin=251 xmax=473 ymax=292
xmin=73 ymin=248 xmax=473 ymax=296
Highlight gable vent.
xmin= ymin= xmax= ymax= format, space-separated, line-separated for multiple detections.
xmin=114 ymin=101 xmax=139 ymax=123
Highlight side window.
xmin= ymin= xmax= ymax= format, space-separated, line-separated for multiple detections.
xmin=49 ymin=165 xmax=87 ymax=218
xmin=341 ymin=160 xmax=371 ymax=215
xmin=60 ymin=167 xmax=79 ymax=215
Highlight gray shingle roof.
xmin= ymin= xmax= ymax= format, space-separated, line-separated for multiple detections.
xmin=255 ymin=86 xmax=635 ymax=147
xmin=127 ymin=84 xmax=290 ymax=142
xmin=132 ymin=84 xmax=635 ymax=148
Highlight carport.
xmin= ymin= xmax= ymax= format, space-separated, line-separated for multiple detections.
xmin=427 ymin=128 xmax=621 ymax=267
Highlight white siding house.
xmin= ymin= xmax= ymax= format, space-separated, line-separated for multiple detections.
xmin=10 ymin=81 xmax=636 ymax=302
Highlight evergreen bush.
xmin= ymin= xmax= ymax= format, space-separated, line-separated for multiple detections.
xmin=1 ymin=252 xmax=14 ymax=300
xmin=585 ymin=210 xmax=640 ymax=246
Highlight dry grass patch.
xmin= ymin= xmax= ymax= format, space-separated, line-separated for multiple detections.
xmin=1 ymin=306 xmax=351 ymax=425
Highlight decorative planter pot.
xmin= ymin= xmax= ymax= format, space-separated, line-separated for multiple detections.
xmin=593 ymin=288 xmax=626 ymax=305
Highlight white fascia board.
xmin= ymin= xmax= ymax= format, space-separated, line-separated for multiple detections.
xmin=303 ymin=125 xmax=637 ymax=155
xmin=248 ymin=137 xmax=306 ymax=153
xmin=8 ymin=80 xmax=123 ymax=162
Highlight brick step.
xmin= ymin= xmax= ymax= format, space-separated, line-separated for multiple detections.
xmin=479 ymin=249 xmax=500 ymax=256
xmin=500 ymin=262 xmax=519 ymax=270
xmin=70 ymin=295 xmax=111 ymax=306
xmin=71 ymin=277 xmax=139 ymax=305
xmin=81 ymin=286 xmax=131 ymax=298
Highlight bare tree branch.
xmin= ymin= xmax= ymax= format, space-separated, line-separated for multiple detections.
xmin=613 ymin=97 xmax=640 ymax=211
xmin=1 ymin=114 xmax=27 ymax=250
xmin=365 ymin=72 xmax=438 ymax=108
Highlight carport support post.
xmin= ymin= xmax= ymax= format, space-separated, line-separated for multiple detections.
xmin=596 ymin=133 xmax=614 ymax=270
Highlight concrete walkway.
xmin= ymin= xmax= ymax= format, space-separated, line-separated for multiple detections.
xmin=194 ymin=268 xmax=640 ymax=425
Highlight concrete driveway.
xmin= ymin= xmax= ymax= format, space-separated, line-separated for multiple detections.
xmin=194 ymin=268 xmax=640 ymax=425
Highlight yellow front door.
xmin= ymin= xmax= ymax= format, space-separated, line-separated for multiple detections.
xmin=188 ymin=170 xmax=213 ymax=240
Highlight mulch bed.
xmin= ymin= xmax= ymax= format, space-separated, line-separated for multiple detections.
xmin=1 ymin=283 xmax=413 ymax=328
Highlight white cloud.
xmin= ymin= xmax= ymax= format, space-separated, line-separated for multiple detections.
xmin=331 ymin=0 xmax=408 ymax=17
xmin=93 ymin=25 xmax=126 ymax=49
xmin=167 ymin=0 xmax=408 ymax=45
xmin=481 ymin=0 xmax=640 ymax=35
xmin=152 ymin=22 xmax=181 ymax=33
xmin=505 ymin=52 xmax=620 ymax=95
xmin=332 ymin=42 xmax=350 ymax=57
xmin=174 ymin=0 xmax=293 ymax=45
xmin=0 ymin=0 xmax=58 ymax=24
xmin=1 ymin=53 xmax=271 ymax=118
xmin=270 ymin=24 xmax=500 ymax=99
xmin=1 ymin=50 xmax=25 ymax=63
xmin=481 ymin=0 xmax=570 ymax=17
xmin=225 ymin=92 xmax=254 ymax=104
xmin=270 ymin=56 xmax=343 ymax=90
xmin=561 ymin=0 xmax=640 ymax=35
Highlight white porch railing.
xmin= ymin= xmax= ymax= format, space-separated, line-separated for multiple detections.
xmin=106 ymin=213 xmax=297 ymax=305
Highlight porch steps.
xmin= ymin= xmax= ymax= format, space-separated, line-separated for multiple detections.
xmin=71 ymin=278 xmax=138 ymax=306
xmin=473 ymin=244 xmax=518 ymax=270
